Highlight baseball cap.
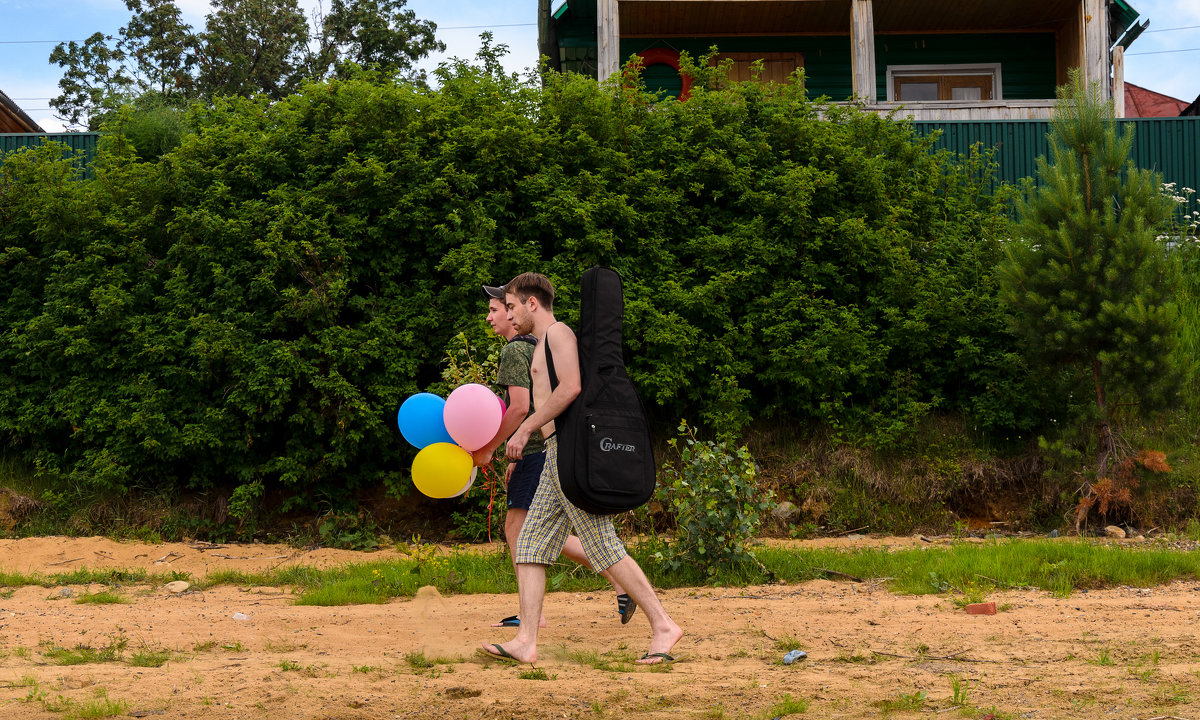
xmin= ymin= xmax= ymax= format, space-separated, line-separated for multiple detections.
xmin=481 ymin=284 xmax=506 ymax=300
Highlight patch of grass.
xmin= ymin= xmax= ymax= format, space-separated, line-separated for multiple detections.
xmin=263 ymin=638 xmax=305 ymax=652
xmin=1087 ymin=647 xmax=1116 ymax=666
xmin=1153 ymin=681 xmax=1191 ymax=705
xmin=192 ymin=640 xmax=218 ymax=652
xmin=875 ymin=690 xmax=927 ymax=714
xmin=404 ymin=651 xmax=435 ymax=671
xmin=221 ymin=641 xmax=246 ymax=652
xmin=565 ymin=647 xmax=636 ymax=673
xmin=63 ymin=689 xmax=127 ymax=719
xmin=832 ymin=651 xmax=882 ymax=664
xmin=41 ymin=636 xmax=127 ymax=665
xmin=128 ymin=645 xmax=172 ymax=668
xmin=75 ymin=590 xmax=125 ymax=605
xmin=351 ymin=664 xmax=379 ymax=674
xmin=763 ymin=694 xmax=809 ymax=717
xmin=519 ymin=667 xmax=553 ymax=680
xmin=772 ymin=635 xmax=805 ymax=652
xmin=278 ymin=659 xmax=302 ymax=672
xmin=948 ymin=674 xmax=970 ymax=706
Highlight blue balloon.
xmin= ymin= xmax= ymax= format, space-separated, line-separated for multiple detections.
xmin=397 ymin=393 xmax=454 ymax=449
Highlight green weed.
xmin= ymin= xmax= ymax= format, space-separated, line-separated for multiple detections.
xmin=74 ymin=590 xmax=125 ymax=605
xmin=519 ymin=667 xmax=552 ymax=680
xmin=763 ymin=694 xmax=809 ymax=717
xmin=41 ymin=636 xmax=127 ymax=665
xmin=128 ymin=645 xmax=172 ymax=668
xmin=875 ymin=690 xmax=927 ymax=713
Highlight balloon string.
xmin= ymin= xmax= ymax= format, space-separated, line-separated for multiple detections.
xmin=482 ymin=464 xmax=501 ymax=544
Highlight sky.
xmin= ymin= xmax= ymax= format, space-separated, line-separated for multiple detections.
xmin=2 ymin=0 xmax=1198 ymax=133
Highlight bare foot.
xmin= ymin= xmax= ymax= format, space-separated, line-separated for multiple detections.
xmin=478 ymin=640 xmax=537 ymax=665
xmin=635 ymin=621 xmax=683 ymax=665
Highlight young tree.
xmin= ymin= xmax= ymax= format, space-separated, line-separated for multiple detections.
xmin=50 ymin=0 xmax=195 ymax=129
xmin=999 ymin=73 xmax=1179 ymax=481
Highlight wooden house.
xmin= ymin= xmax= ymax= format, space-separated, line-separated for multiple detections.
xmin=548 ymin=0 xmax=1146 ymax=120
xmin=0 ymin=88 xmax=44 ymax=133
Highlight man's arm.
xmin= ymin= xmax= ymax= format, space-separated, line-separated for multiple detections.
xmin=471 ymin=385 xmax=529 ymax=467
xmin=506 ymin=323 xmax=581 ymax=460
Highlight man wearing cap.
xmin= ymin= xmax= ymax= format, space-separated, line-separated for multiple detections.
xmin=474 ymin=283 xmax=633 ymax=629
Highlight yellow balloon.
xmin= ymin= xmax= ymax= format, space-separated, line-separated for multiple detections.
xmin=412 ymin=442 xmax=474 ymax=499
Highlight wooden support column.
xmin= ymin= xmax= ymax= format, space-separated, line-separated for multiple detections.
xmin=598 ymin=0 xmax=620 ymax=81
xmin=1112 ymin=44 xmax=1125 ymax=116
xmin=851 ymin=0 xmax=876 ymax=102
xmin=1082 ymin=0 xmax=1109 ymax=98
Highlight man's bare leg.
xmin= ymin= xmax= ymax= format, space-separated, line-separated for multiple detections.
xmin=499 ymin=509 xmax=548 ymax=628
xmin=481 ymin=562 xmax=546 ymax=664
xmin=604 ymin=555 xmax=682 ymax=664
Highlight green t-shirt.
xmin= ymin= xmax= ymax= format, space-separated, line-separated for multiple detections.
xmin=495 ymin=338 xmax=545 ymax=455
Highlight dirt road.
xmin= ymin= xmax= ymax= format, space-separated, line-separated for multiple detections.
xmin=0 ymin=536 xmax=1197 ymax=719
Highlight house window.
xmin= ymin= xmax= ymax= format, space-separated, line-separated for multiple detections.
xmin=886 ymin=64 xmax=1002 ymax=102
xmin=715 ymin=52 xmax=804 ymax=84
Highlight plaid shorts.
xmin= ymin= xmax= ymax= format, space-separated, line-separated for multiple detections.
xmin=514 ymin=436 xmax=627 ymax=571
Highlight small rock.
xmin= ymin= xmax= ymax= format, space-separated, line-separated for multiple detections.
xmin=782 ymin=649 xmax=807 ymax=665
xmin=163 ymin=581 xmax=190 ymax=594
xmin=771 ymin=501 xmax=800 ymax=524
xmin=965 ymin=601 xmax=997 ymax=616
xmin=232 ymin=612 xmax=251 ymax=621
xmin=1104 ymin=525 xmax=1126 ymax=539
xmin=846 ymin=534 xmax=867 ymax=541
xmin=59 ymin=587 xmax=74 ymax=598
xmin=1046 ymin=529 xmax=1059 ymax=538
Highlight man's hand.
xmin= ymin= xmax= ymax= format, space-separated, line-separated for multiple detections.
xmin=504 ymin=462 xmax=515 ymax=487
xmin=506 ymin=424 xmax=531 ymax=461
xmin=471 ymin=447 xmax=494 ymax=468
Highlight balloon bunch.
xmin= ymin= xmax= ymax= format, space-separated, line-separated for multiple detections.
xmin=396 ymin=384 xmax=505 ymax=498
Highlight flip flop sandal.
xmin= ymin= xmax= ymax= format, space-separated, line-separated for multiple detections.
xmin=477 ymin=643 xmax=523 ymax=664
xmin=617 ymin=593 xmax=638 ymax=625
xmin=637 ymin=652 xmax=677 ymax=665
xmin=491 ymin=614 xmax=521 ymax=627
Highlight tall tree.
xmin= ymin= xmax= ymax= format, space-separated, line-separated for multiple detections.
xmin=49 ymin=0 xmax=444 ymax=128
xmin=195 ymin=0 xmax=311 ymax=99
xmin=120 ymin=0 xmax=197 ymax=98
xmin=999 ymin=73 xmax=1179 ymax=481
xmin=312 ymin=0 xmax=444 ymax=79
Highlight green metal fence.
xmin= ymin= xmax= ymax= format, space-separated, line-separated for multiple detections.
xmin=910 ymin=118 xmax=1200 ymax=194
xmin=0 ymin=133 xmax=99 ymax=175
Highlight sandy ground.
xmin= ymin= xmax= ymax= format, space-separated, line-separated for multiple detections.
xmin=0 ymin=536 xmax=1197 ymax=719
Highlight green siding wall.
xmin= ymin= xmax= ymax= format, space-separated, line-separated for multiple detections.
xmin=910 ymin=118 xmax=1200 ymax=194
xmin=875 ymin=33 xmax=1057 ymax=100
xmin=0 ymin=133 xmax=99 ymax=175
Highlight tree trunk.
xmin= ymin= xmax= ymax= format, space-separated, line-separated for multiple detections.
xmin=1092 ymin=359 xmax=1115 ymax=478
xmin=537 ymin=0 xmax=561 ymax=79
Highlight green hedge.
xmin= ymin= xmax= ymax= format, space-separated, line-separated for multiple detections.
xmin=0 ymin=59 xmax=1038 ymax=506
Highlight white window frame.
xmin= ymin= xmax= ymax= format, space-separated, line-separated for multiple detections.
xmin=885 ymin=63 xmax=1004 ymax=102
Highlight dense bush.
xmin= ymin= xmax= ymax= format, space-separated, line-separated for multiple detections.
xmin=0 ymin=52 xmax=1036 ymax=510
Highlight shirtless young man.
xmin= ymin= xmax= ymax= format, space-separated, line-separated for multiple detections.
xmin=472 ymin=285 xmax=632 ymax=628
xmin=478 ymin=272 xmax=682 ymax=666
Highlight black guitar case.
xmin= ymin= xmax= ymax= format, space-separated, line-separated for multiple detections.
xmin=545 ymin=267 xmax=655 ymax=515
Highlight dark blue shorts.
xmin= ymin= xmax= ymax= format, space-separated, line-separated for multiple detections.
xmin=507 ymin=451 xmax=547 ymax=510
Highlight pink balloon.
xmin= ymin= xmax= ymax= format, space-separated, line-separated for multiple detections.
xmin=497 ymin=393 xmax=507 ymax=416
xmin=443 ymin=383 xmax=504 ymax=451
